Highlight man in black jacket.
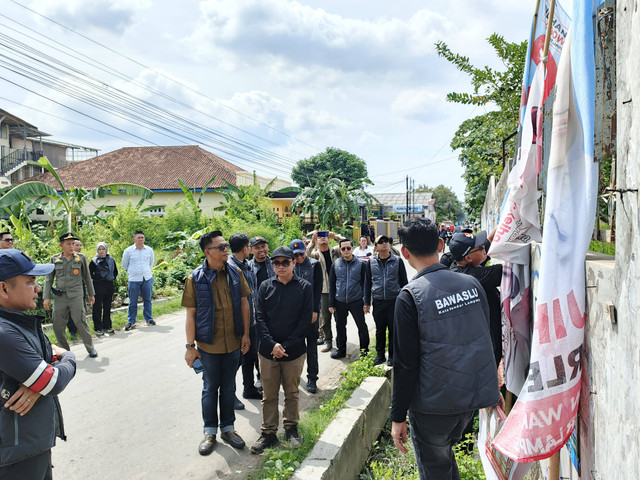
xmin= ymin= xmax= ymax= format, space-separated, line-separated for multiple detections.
xmin=328 ymin=238 xmax=369 ymax=359
xmin=251 ymin=247 xmax=313 ymax=454
xmin=391 ymin=219 xmax=499 ymax=480
xmin=0 ymin=249 xmax=77 ymax=479
xmin=290 ymin=239 xmax=323 ymax=393
xmin=364 ymin=235 xmax=408 ymax=366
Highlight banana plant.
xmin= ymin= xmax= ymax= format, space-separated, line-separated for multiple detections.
xmin=0 ymin=157 xmax=154 ymax=233
xmin=177 ymin=174 xmax=218 ymax=224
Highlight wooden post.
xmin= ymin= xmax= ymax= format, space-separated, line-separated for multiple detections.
xmin=548 ymin=452 xmax=560 ymax=480
xmin=542 ymin=0 xmax=557 ymax=65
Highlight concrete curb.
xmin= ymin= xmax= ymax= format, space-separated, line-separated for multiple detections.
xmin=291 ymin=374 xmax=392 ymax=480
xmin=42 ymin=295 xmax=180 ymax=332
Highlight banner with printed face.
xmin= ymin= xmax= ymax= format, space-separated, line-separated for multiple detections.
xmin=493 ymin=0 xmax=600 ymax=462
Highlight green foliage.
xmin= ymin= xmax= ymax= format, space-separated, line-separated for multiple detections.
xmin=247 ymin=351 xmax=387 ymax=480
xmin=436 ymin=34 xmax=527 ymax=219
xmin=291 ymin=147 xmax=369 ymax=188
xmin=416 ymin=184 xmax=463 ymax=223
xmin=290 ymin=174 xmax=378 ymax=232
xmin=589 ymin=240 xmax=615 ymax=256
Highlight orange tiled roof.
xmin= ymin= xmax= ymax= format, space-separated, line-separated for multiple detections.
xmin=28 ymin=145 xmax=245 ymax=190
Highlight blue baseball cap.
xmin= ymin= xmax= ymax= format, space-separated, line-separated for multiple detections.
xmin=0 ymin=249 xmax=55 ymax=281
xmin=289 ymin=239 xmax=306 ymax=254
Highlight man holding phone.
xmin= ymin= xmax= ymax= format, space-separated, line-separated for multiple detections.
xmin=181 ymin=231 xmax=252 ymax=456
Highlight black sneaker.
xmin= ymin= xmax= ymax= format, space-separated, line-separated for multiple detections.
xmin=316 ymin=337 xmax=324 ymax=345
xmin=306 ymin=379 xmax=317 ymax=394
xmin=88 ymin=349 xmax=98 ymax=358
xmin=330 ymin=350 xmax=346 ymax=359
xmin=243 ymin=386 xmax=263 ymax=400
xmin=124 ymin=323 xmax=135 ymax=331
xmin=250 ymin=433 xmax=279 ymax=454
xmin=234 ymin=396 xmax=245 ymax=410
xmin=373 ymin=356 xmax=385 ymax=366
xmin=221 ymin=430 xmax=245 ymax=449
xmin=146 ymin=319 xmax=156 ymax=326
xmin=386 ymin=357 xmax=394 ymax=367
xmin=106 ymin=328 xmax=115 ymax=334
xmin=284 ymin=426 xmax=301 ymax=447
xmin=96 ymin=330 xmax=105 ymax=337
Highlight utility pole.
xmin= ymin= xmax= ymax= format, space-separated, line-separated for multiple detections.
xmin=405 ymin=175 xmax=409 ymax=223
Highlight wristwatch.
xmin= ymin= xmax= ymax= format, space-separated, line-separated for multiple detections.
xmin=186 ymin=343 xmax=196 ymax=350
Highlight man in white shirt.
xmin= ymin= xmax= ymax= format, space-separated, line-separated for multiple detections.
xmin=353 ymin=235 xmax=373 ymax=260
xmin=122 ymin=230 xmax=155 ymax=331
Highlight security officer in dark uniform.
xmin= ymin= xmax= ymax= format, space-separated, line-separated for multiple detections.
xmin=43 ymin=233 xmax=98 ymax=358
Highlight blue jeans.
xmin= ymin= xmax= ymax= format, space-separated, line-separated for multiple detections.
xmin=200 ymin=348 xmax=240 ymax=435
xmin=127 ymin=277 xmax=153 ymax=324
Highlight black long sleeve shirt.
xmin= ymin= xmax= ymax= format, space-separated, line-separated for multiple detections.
xmin=256 ymin=275 xmax=313 ymax=361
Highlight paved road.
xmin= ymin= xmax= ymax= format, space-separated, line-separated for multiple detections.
xmin=52 ymin=257 xmax=417 ymax=480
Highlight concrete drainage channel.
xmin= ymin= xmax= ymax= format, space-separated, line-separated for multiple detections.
xmin=292 ymin=371 xmax=393 ymax=480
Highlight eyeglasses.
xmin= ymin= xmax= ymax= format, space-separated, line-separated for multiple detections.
xmin=376 ymin=239 xmax=388 ymax=245
xmin=206 ymin=244 xmax=230 ymax=252
xmin=272 ymin=260 xmax=291 ymax=267
xmin=468 ymin=245 xmax=485 ymax=255
xmin=340 ymin=246 xmax=352 ymax=251
xmin=2 ymin=238 xmax=14 ymax=242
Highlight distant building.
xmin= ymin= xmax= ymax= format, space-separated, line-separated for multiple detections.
xmin=370 ymin=192 xmax=436 ymax=223
xmin=0 ymin=108 xmax=98 ymax=187
xmin=27 ymin=145 xmax=292 ymax=219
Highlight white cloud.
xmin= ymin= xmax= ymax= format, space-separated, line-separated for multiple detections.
xmin=29 ymin=0 xmax=151 ymax=33
xmin=184 ymin=0 xmax=454 ymax=77
xmin=391 ymin=89 xmax=448 ymax=123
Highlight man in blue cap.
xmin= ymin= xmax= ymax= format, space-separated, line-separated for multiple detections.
xmin=290 ymin=239 xmax=322 ymax=393
xmin=0 ymin=249 xmax=77 ymax=479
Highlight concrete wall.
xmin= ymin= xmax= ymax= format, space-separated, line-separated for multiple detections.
xmin=480 ymin=163 xmax=510 ymax=232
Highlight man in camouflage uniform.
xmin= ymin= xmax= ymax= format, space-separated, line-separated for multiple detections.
xmin=44 ymin=232 xmax=98 ymax=358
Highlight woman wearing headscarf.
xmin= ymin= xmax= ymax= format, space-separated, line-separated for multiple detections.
xmin=89 ymin=242 xmax=118 ymax=336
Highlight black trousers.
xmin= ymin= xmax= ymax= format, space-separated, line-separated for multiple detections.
xmin=239 ymin=324 xmax=259 ymax=388
xmin=409 ymin=410 xmax=474 ymax=480
xmin=0 ymin=450 xmax=52 ymax=480
xmin=306 ymin=317 xmax=319 ymax=381
xmin=334 ymin=300 xmax=369 ymax=354
xmin=372 ymin=299 xmax=396 ymax=358
xmin=92 ymin=281 xmax=114 ymax=331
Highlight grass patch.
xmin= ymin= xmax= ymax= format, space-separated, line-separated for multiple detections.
xmin=45 ymin=296 xmax=183 ymax=345
xmin=359 ymin=420 xmax=485 ymax=480
xmin=589 ymin=240 xmax=615 ymax=256
xmin=246 ymin=352 xmax=387 ymax=480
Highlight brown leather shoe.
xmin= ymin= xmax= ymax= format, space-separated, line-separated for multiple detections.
xmin=321 ymin=342 xmax=332 ymax=353
xmin=198 ymin=434 xmax=216 ymax=456
xmin=221 ymin=430 xmax=245 ymax=449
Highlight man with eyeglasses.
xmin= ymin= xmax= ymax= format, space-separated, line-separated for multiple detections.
xmin=290 ymin=239 xmax=322 ymax=393
xmin=182 ymin=231 xmax=251 ymax=455
xmin=328 ymin=238 xmax=369 ymax=359
xmin=251 ymin=246 xmax=313 ymax=453
xmin=449 ymin=230 xmax=502 ymax=368
xmin=364 ymin=235 xmax=408 ymax=366
xmin=0 ymin=232 xmax=14 ymax=249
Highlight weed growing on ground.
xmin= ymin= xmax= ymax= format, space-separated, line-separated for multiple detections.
xmin=360 ymin=421 xmax=486 ymax=480
xmin=246 ymin=351 xmax=387 ymax=480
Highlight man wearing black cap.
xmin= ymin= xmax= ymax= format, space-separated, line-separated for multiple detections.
xmin=364 ymin=235 xmax=408 ymax=366
xmin=449 ymin=229 xmax=503 ymax=368
xmin=43 ymin=233 xmax=97 ymax=358
xmin=290 ymin=239 xmax=322 ymax=393
xmin=251 ymin=246 xmax=313 ymax=454
xmin=0 ymin=249 xmax=77 ymax=479
xmin=249 ymin=236 xmax=275 ymax=289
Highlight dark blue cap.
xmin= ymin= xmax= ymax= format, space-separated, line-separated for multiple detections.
xmin=289 ymin=239 xmax=305 ymax=254
xmin=0 ymin=249 xmax=55 ymax=281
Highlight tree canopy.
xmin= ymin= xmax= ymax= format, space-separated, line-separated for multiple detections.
xmin=417 ymin=184 xmax=463 ymax=223
xmin=291 ymin=147 xmax=369 ymax=188
xmin=436 ymin=34 xmax=527 ymax=219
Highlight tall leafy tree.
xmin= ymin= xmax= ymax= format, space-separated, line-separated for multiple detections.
xmin=417 ymin=184 xmax=463 ymax=223
xmin=436 ymin=34 xmax=527 ymax=219
xmin=291 ymin=147 xmax=369 ymax=188
xmin=289 ymin=174 xmax=378 ymax=232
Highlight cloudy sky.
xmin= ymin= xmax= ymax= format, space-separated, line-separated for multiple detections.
xmin=0 ymin=0 xmax=544 ymax=201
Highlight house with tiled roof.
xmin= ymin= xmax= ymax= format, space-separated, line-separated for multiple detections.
xmin=26 ymin=145 xmax=293 ymax=218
